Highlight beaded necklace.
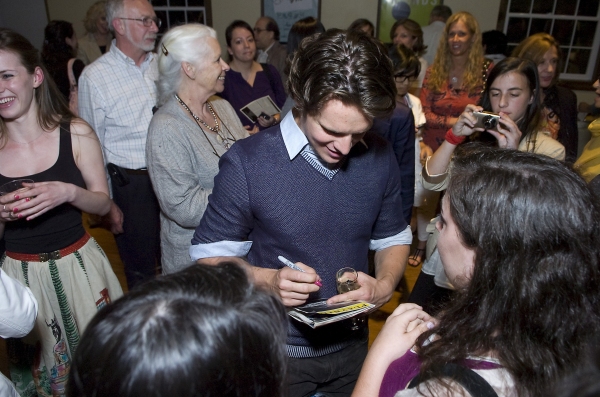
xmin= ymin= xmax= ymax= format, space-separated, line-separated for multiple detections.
xmin=174 ymin=94 xmax=237 ymax=157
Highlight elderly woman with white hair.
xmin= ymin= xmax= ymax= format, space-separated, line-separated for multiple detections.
xmin=146 ymin=24 xmax=248 ymax=274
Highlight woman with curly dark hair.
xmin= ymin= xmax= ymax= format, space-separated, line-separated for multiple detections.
xmin=41 ymin=20 xmax=85 ymax=104
xmin=353 ymin=145 xmax=600 ymax=396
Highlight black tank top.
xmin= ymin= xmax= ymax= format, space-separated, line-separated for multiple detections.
xmin=0 ymin=123 xmax=86 ymax=253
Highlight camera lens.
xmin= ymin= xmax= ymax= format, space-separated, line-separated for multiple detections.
xmin=483 ymin=116 xmax=497 ymax=129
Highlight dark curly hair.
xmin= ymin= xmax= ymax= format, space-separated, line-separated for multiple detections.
xmin=287 ymin=28 xmax=396 ymax=120
xmin=415 ymin=144 xmax=600 ymax=396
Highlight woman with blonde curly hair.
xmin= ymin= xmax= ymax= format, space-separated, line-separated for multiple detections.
xmin=77 ymin=0 xmax=112 ymax=65
xmin=419 ymin=12 xmax=492 ymax=151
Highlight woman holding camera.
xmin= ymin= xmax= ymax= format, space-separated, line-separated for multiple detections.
xmin=407 ymin=57 xmax=564 ymax=315
xmin=425 ymin=57 xmax=564 ymax=185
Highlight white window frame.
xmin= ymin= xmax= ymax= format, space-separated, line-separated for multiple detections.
xmin=152 ymin=0 xmax=211 ymax=32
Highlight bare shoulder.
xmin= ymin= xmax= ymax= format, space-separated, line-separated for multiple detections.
xmin=69 ymin=118 xmax=99 ymax=140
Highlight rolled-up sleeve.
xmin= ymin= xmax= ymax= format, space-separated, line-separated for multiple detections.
xmin=190 ymin=146 xmax=255 ymax=260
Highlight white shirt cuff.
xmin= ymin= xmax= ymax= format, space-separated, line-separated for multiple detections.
xmin=189 ymin=240 xmax=253 ymax=261
xmin=369 ymin=225 xmax=412 ymax=251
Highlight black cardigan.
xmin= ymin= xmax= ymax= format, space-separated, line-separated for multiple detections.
xmin=544 ymin=84 xmax=578 ymax=162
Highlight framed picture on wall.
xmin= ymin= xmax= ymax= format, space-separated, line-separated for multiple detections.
xmin=377 ymin=0 xmax=442 ymax=43
xmin=262 ymin=0 xmax=321 ymax=42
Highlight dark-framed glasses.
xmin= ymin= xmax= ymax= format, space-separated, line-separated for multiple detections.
xmin=394 ymin=75 xmax=416 ymax=84
xmin=119 ymin=16 xmax=161 ymax=28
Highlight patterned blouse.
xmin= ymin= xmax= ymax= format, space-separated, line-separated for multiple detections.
xmin=419 ymin=60 xmax=493 ymax=151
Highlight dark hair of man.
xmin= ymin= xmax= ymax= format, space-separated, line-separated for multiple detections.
xmin=482 ymin=30 xmax=508 ymax=56
xmin=262 ymin=16 xmax=280 ymax=41
xmin=67 ymin=262 xmax=288 ymax=397
xmin=0 ymin=28 xmax=72 ymax=148
xmin=430 ymin=5 xmax=452 ymax=21
xmin=287 ymin=28 xmax=396 ymax=120
xmin=415 ymin=144 xmax=600 ymax=396
xmin=389 ymin=44 xmax=421 ymax=80
xmin=472 ymin=57 xmax=542 ymax=149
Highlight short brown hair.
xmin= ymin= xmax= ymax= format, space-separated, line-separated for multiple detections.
xmin=287 ymin=29 xmax=395 ymax=120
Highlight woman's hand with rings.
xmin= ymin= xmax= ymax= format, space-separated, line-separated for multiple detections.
xmin=0 ymin=189 xmax=29 ymax=221
xmin=487 ymin=112 xmax=522 ymax=149
xmin=452 ymin=104 xmax=484 ymax=137
xmin=2 ymin=181 xmax=73 ymax=221
xmin=1 ymin=204 xmax=19 ymax=221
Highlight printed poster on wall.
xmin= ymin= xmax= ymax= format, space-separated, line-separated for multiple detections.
xmin=378 ymin=0 xmax=442 ymax=43
xmin=263 ymin=0 xmax=320 ymax=42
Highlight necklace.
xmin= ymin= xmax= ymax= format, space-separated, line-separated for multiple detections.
xmin=9 ymin=132 xmax=45 ymax=145
xmin=451 ymin=76 xmax=458 ymax=84
xmin=196 ymin=102 xmax=220 ymax=133
xmin=175 ymin=94 xmax=235 ymax=154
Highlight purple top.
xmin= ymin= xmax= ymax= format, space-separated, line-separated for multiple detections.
xmin=219 ymin=64 xmax=286 ymax=130
xmin=379 ymin=349 xmax=503 ymax=397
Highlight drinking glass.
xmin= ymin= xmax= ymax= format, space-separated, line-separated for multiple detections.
xmin=0 ymin=179 xmax=34 ymax=196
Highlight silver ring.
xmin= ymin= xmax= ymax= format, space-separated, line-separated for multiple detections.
xmin=2 ymin=205 xmax=5 ymax=211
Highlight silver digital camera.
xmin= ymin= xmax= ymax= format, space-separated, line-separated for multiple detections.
xmin=473 ymin=111 xmax=500 ymax=131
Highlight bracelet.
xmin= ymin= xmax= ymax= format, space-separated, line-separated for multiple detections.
xmin=445 ymin=128 xmax=466 ymax=146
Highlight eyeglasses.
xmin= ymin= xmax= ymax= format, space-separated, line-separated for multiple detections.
xmin=253 ymin=27 xmax=268 ymax=33
xmin=119 ymin=16 xmax=161 ymax=28
xmin=394 ymin=75 xmax=416 ymax=83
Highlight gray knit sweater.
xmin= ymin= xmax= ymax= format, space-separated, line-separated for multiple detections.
xmin=146 ymin=96 xmax=248 ymax=274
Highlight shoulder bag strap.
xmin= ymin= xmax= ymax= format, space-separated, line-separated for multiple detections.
xmin=408 ymin=362 xmax=499 ymax=397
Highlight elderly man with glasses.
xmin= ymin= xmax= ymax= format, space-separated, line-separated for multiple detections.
xmin=78 ymin=0 xmax=161 ymax=289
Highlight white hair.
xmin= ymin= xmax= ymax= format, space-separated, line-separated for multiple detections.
xmin=156 ymin=23 xmax=218 ymax=105
xmin=105 ymin=0 xmax=125 ymax=34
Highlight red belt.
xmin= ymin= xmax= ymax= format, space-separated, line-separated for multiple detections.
xmin=6 ymin=233 xmax=90 ymax=262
